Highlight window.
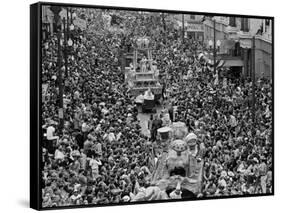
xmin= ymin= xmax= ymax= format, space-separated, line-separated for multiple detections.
xmin=190 ymin=15 xmax=195 ymax=20
xmin=234 ymin=42 xmax=241 ymax=56
xmin=265 ymin=19 xmax=270 ymax=26
xmin=265 ymin=19 xmax=270 ymax=33
xmin=229 ymin=17 xmax=236 ymax=27
xmin=241 ymin=18 xmax=249 ymax=32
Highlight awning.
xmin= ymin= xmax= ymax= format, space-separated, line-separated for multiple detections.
xmin=207 ymin=59 xmax=225 ymax=67
xmin=224 ymin=40 xmax=236 ymax=49
xmin=223 ymin=59 xmax=244 ymax=67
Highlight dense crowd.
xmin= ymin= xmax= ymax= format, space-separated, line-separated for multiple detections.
xmin=41 ymin=10 xmax=272 ymax=207
xmin=153 ymin=38 xmax=272 ymax=196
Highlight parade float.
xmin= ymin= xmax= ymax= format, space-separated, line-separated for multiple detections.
xmin=124 ymin=37 xmax=162 ymax=110
xmin=154 ymin=122 xmax=203 ymax=195
xmin=131 ymin=122 xmax=204 ymax=201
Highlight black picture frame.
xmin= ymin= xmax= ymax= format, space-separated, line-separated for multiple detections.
xmin=30 ymin=1 xmax=274 ymax=210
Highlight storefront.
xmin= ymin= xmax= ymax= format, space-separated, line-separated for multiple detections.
xmin=254 ymin=37 xmax=272 ymax=80
xmin=222 ymin=59 xmax=244 ymax=79
xmin=185 ymin=23 xmax=204 ymax=41
xmin=239 ymin=34 xmax=272 ymax=81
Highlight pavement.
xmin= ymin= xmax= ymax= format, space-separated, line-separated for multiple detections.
xmin=137 ymin=105 xmax=163 ymax=137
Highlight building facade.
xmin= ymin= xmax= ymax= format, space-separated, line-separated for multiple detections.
xmin=203 ymin=16 xmax=272 ymax=80
xmin=42 ymin=6 xmax=55 ymax=40
xmin=172 ymin=14 xmax=204 ymax=42
xmin=237 ymin=18 xmax=272 ymax=80
xmin=183 ymin=15 xmax=204 ymax=41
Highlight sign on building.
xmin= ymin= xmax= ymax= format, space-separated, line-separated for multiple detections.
xmin=185 ymin=23 xmax=204 ymax=32
xmin=239 ymin=39 xmax=252 ymax=49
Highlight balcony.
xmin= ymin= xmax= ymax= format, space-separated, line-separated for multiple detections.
xmin=207 ymin=53 xmax=243 ymax=68
xmin=255 ymin=34 xmax=272 ymax=44
xmin=225 ymin=26 xmax=239 ymax=40
xmin=209 ymin=53 xmax=241 ymax=61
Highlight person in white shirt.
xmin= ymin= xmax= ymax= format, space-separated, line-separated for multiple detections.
xmin=81 ymin=121 xmax=90 ymax=133
xmin=46 ymin=122 xmax=59 ymax=154
xmin=74 ymin=90 xmax=80 ymax=100
xmin=46 ymin=125 xmax=58 ymax=141
xmin=70 ymin=190 xmax=82 ymax=205
xmin=89 ymin=156 xmax=102 ymax=180
xmin=81 ymin=119 xmax=91 ymax=141
xmin=143 ymin=88 xmax=154 ymax=100
xmin=229 ymin=114 xmax=237 ymax=128
xmin=259 ymin=158 xmax=268 ymax=193
xmin=54 ymin=145 xmax=65 ymax=161
xmin=108 ymin=132 xmax=116 ymax=142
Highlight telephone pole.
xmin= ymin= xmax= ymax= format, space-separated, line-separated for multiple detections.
xmin=63 ymin=18 xmax=68 ymax=80
xmin=252 ymin=36 xmax=256 ymax=125
xmin=213 ymin=18 xmax=216 ymax=74
xmin=51 ymin=6 xmax=64 ymax=132
xmin=182 ymin=14 xmax=185 ymax=43
xmin=65 ymin=8 xmax=69 ymax=78
xmin=57 ymin=28 xmax=64 ymax=132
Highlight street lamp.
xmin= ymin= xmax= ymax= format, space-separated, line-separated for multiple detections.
xmin=208 ymin=40 xmax=213 ymax=49
xmin=208 ymin=39 xmax=220 ymax=68
xmin=67 ymin=38 xmax=73 ymax=46
xmin=69 ymin=23 xmax=75 ymax=31
xmin=213 ymin=18 xmax=217 ymax=73
xmin=209 ymin=40 xmax=221 ymax=50
xmin=216 ymin=40 xmax=221 ymax=52
xmin=60 ymin=36 xmax=64 ymax=46
xmin=72 ymin=12 xmax=77 ymax=19
xmin=70 ymin=10 xmax=76 ymax=24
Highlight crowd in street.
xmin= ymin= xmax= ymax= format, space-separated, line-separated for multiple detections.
xmin=153 ymin=37 xmax=272 ymax=196
xmin=41 ymin=10 xmax=273 ymax=207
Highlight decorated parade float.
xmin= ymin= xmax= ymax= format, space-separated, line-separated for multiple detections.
xmin=154 ymin=122 xmax=203 ymax=197
xmin=131 ymin=121 xmax=204 ymax=201
xmin=124 ymin=37 xmax=162 ymax=112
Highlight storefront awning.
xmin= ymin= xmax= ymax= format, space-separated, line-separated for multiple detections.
xmin=223 ymin=59 xmax=244 ymax=67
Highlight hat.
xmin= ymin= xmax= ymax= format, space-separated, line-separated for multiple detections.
xmin=62 ymin=138 xmax=69 ymax=144
xmin=253 ymin=157 xmax=259 ymax=163
xmin=260 ymin=156 xmax=266 ymax=160
xmin=122 ymin=195 xmax=130 ymax=202
xmin=72 ymin=150 xmax=81 ymax=157
xmin=111 ymin=188 xmax=122 ymax=195
xmin=228 ymin=171 xmax=234 ymax=177
xmin=49 ymin=120 xmax=56 ymax=125
xmin=221 ymin=170 xmax=227 ymax=178
xmin=171 ymin=140 xmax=187 ymax=152
xmin=184 ymin=133 xmax=198 ymax=144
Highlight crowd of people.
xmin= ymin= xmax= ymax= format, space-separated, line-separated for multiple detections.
xmin=41 ymin=9 xmax=273 ymax=207
xmin=152 ymin=37 xmax=272 ymax=196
